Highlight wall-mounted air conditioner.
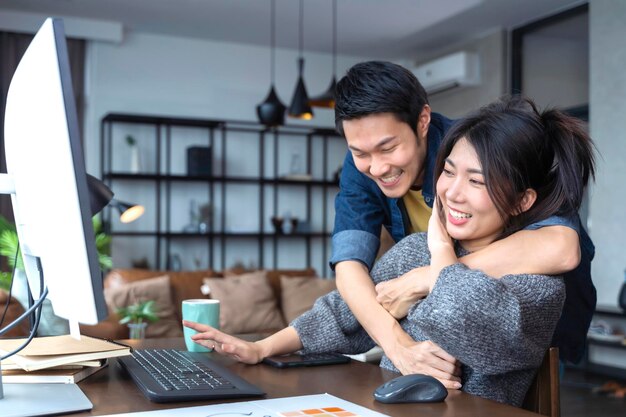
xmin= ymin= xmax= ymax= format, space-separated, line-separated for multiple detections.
xmin=410 ymin=51 xmax=480 ymax=95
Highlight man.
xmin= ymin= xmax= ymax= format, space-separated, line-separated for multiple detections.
xmin=331 ymin=61 xmax=595 ymax=388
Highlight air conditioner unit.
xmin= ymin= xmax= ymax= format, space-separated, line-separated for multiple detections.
xmin=410 ymin=51 xmax=480 ymax=95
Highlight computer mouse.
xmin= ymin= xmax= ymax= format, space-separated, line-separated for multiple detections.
xmin=373 ymin=373 xmax=448 ymax=404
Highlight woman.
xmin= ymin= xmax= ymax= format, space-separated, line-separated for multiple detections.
xmin=184 ymin=96 xmax=595 ymax=407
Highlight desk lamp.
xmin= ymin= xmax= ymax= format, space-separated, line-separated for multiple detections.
xmin=87 ymin=174 xmax=145 ymax=223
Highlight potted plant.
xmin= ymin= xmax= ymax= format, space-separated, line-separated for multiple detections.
xmin=0 ymin=214 xmax=113 ymax=334
xmin=116 ymin=300 xmax=159 ymax=339
xmin=126 ymin=134 xmax=141 ymax=173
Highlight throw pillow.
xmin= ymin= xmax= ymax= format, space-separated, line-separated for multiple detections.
xmin=202 ymin=271 xmax=285 ymax=334
xmin=104 ymin=275 xmax=183 ymax=338
xmin=280 ymin=276 xmax=337 ymax=324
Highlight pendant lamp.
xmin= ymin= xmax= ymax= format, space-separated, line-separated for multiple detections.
xmin=288 ymin=0 xmax=313 ymax=120
xmin=256 ymin=0 xmax=286 ymax=127
xmin=309 ymin=0 xmax=337 ymax=108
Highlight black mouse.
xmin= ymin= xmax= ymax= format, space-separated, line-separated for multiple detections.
xmin=373 ymin=374 xmax=448 ymax=404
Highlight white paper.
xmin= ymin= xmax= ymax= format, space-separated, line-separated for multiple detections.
xmin=96 ymin=393 xmax=389 ymax=417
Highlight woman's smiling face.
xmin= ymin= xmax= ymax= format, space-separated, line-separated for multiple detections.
xmin=436 ymin=137 xmax=505 ymax=252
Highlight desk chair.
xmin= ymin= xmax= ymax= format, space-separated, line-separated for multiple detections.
xmin=522 ymin=347 xmax=560 ymax=417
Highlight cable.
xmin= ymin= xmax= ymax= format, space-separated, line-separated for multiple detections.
xmin=0 ymin=256 xmax=47 ymax=359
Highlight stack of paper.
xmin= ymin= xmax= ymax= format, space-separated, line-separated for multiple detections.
xmin=1 ymin=334 xmax=130 ymax=384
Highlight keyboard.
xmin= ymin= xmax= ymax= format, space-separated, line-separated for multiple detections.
xmin=118 ymin=348 xmax=265 ymax=403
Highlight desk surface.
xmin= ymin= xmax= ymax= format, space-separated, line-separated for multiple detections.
xmin=74 ymin=338 xmax=538 ymax=417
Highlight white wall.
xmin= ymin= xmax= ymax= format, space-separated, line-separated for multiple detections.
xmin=83 ymin=31 xmax=371 ymax=272
xmin=589 ymin=1 xmax=626 ymax=309
xmin=414 ymin=30 xmax=508 ymax=119
xmin=84 ymin=31 xmax=368 ymax=173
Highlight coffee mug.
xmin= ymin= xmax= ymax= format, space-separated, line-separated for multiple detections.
xmin=182 ymin=299 xmax=220 ymax=352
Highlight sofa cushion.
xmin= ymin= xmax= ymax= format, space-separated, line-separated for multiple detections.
xmin=224 ymin=268 xmax=317 ymax=302
xmin=280 ymin=276 xmax=337 ymax=324
xmin=104 ymin=268 xmax=217 ymax=319
xmin=203 ymin=271 xmax=285 ymax=334
xmin=104 ymin=275 xmax=183 ymax=338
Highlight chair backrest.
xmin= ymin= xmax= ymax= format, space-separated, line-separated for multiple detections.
xmin=522 ymin=347 xmax=560 ymax=417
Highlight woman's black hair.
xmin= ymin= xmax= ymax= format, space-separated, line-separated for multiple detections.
xmin=334 ymin=61 xmax=429 ymax=136
xmin=434 ymin=95 xmax=596 ymax=240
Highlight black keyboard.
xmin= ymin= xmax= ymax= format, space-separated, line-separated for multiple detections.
xmin=118 ymin=348 xmax=265 ymax=403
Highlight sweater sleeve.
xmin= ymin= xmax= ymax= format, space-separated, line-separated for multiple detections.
xmin=415 ymin=263 xmax=565 ymax=375
xmin=290 ymin=289 xmax=375 ymax=355
xmin=291 ymin=233 xmax=432 ymax=355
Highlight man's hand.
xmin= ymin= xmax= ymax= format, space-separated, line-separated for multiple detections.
xmin=375 ymin=266 xmax=430 ymax=319
xmin=389 ymin=339 xmax=462 ymax=389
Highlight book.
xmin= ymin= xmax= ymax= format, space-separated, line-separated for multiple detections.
xmin=0 ymin=334 xmax=131 ymax=371
xmin=1 ymin=360 xmax=108 ymax=384
xmin=1 ymin=357 xmax=105 ymax=371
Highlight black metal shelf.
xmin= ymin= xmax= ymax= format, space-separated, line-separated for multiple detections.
xmin=105 ymin=172 xmax=339 ymax=187
xmin=110 ymin=231 xmax=332 ymax=238
xmin=101 ymin=113 xmax=343 ymax=274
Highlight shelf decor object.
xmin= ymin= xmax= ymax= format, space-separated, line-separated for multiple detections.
xmin=288 ymin=0 xmax=313 ymax=120
xmin=256 ymin=0 xmax=286 ymax=127
xmin=309 ymin=0 xmax=337 ymax=108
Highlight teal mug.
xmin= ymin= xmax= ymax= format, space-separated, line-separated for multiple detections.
xmin=182 ymin=299 xmax=220 ymax=352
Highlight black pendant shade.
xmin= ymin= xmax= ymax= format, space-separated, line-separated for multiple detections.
xmin=309 ymin=76 xmax=336 ymax=108
xmin=288 ymin=57 xmax=313 ymax=120
xmin=310 ymin=0 xmax=337 ymax=109
xmin=256 ymin=0 xmax=286 ymax=127
xmin=256 ymin=85 xmax=286 ymax=127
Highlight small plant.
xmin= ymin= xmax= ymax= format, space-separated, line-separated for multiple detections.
xmin=125 ymin=135 xmax=137 ymax=147
xmin=116 ymin=300 xmax=159 ymax=325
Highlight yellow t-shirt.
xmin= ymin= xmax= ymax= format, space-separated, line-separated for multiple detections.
xmin=402 ymin=189 xmax=432 ymax=233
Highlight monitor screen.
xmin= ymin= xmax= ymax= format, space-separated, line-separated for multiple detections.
xmin=1 ymin=17 xmax=107 ymax=331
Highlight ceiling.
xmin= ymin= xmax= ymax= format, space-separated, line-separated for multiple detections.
xmin=0 ymin=0 xmax=585 ymax=58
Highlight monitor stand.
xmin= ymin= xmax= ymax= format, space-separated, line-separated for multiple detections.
xmin=1 ymin=383 xmax=93 ymax=417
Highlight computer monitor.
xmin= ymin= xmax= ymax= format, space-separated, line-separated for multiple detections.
xmin=1 ymin=17 xmax=107 ymax=332
xmin=0 ymin=17 xmax=106 ymax=416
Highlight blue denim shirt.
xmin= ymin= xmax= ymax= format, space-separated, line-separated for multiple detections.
xmin=330 ymin=111 xmax=596 ymax=364
xmin=331 ymin=112 xmax=454 ymax=270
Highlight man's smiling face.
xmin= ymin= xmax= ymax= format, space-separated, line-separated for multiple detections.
xmin=343 ymin=111 xmax=429 ymax=199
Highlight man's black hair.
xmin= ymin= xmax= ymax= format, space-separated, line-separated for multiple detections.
xmin=334 ymin=61 xmax=429 ymax=136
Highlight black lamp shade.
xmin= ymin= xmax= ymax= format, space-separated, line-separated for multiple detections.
xmin=86 ymin=174 xmax=113 ymax=215
xmin=288 ymin=58 xmax=313 ymax=120
xmin=256 ymin=85 xmax=286 ymax=127
xmin=309 ymin=76 xmax=337 ymax=108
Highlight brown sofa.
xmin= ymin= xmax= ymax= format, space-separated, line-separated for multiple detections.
xmin=79 ymin=267 xmax=336 ymax=340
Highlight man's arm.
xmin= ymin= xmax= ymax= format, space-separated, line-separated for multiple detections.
xmin=332 ymin=261 xmax=461 ymax=387
xmin=460 ymin=225 xmax=580 ymax=277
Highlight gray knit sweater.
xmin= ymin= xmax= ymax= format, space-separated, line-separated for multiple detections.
xmin=291 ymin=232 xmax=565 ymax=407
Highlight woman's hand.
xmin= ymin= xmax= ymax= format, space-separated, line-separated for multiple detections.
xmin=183 ymin=320 xmax=264 ymax=364
xmin=389 ymin=337 xmax=462 ymax=389
xmin=427 ymin=199 xmax=454 ymax=254
xmin=375 ymin=266 xmax=430 ymax=319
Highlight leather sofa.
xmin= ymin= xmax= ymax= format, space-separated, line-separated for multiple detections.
xmin=81 ymin=267 xmax=335 ymax=340
xmin=2 ymin=267 xmax=336 ymax=340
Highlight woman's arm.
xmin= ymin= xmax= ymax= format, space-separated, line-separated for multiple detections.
xmin=460 ymin=225 xmax=580 ymax=277
xmin=414 ymin=265 xmax=565 ymax=374
xmin=183 ymin=320 xmax=302 ymax=364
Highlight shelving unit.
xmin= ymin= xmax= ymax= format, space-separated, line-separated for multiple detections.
xmin=100 ymin=113 xmax=345 ymax=276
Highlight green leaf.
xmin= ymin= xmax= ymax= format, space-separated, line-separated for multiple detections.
xmin=116 ymin=300 xmax=160 ymax=324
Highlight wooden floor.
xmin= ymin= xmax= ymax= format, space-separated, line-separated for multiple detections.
xmin=560 ymin=368 xmax=626 ymax=416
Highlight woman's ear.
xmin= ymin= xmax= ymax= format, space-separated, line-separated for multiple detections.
xmin=518 ymin=188 xmax=537 ymax=213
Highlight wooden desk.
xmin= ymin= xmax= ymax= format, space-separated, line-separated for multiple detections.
xmin=74 ymin=338 xmax=539 ymax=416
